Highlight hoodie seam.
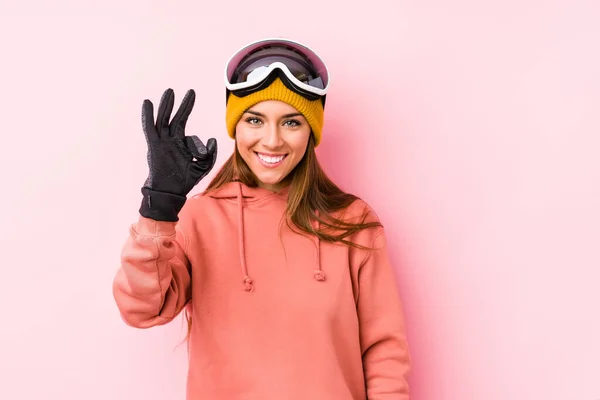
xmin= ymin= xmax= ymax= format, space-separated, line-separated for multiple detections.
xmin=354 ymin=227 xmax=385 ymax=305
xmin=176 ymin=218 xmax=191 ymax=255
xmin=151 ymin=231 xmax=166 ymax=318
xmin=357 ymin=227 xmax=385 ymax=269
xmin=131 ymin=223 xmax=176 ymax=239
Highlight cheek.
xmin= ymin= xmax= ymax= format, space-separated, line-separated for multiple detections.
xmin=235 ymin=127 xmax=255 ymax=154
xmin=289 ymin=131 xmax=311 ymax=156
xmin=236 ymin=141 xmax=254 ymax=169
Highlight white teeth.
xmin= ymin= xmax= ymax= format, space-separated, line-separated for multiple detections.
xmin=257 ymin=153 xmax=286 ymax=164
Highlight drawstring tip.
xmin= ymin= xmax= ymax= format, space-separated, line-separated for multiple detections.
xmin=314 ymin=270 xmax=326 ymax=281
xmin=243 ymin=276 xmax=254 ymax=292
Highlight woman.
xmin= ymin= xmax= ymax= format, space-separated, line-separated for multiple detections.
xmin=113 ymin=37 xmax=411 ymax=399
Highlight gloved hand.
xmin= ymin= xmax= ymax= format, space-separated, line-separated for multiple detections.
xmin=139 ymin=88 xmax=217 ymax=222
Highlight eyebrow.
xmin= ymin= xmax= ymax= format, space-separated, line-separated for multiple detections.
xmin=244 ymin=110 xmax=304 ymax=119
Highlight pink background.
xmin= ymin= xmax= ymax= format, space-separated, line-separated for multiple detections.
xmin=1 ymin=1 xmax=599 ymax=399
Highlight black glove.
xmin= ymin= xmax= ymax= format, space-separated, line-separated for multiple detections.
xmin=138 ymin=88 xmax=217 ymax=222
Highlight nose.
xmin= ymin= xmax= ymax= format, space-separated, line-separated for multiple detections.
xmin=262 ymin=123 xmax=284 ymax=149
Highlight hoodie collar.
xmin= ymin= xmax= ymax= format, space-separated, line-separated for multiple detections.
xmin=206 ymin=181 xmax=290 ymax=202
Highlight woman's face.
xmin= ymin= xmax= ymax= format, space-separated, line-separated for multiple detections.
xmin=235 ymin=100 xmax=311 ymax=191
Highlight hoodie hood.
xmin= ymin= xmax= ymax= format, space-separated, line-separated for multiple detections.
xmin=202 ymin=181 xmax=324 ymax=292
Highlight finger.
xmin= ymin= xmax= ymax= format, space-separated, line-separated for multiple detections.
xmin=155 ymin=88 xmax=174 ymax=138
xmin=141 ymin=99 xmax=159 ymax=141
xmin=186 ymin=135 xmax=207 ymax=159
xmin=206 ymin=138 xmax=217 ymax=156
xmin=190 ymin=155 xmax=215 ymax=174
xmin=206 ymin=138 xmax=217 ymax=169
xmin=170 ymin=89 xmax=196 ymax=138
xmin=193 ymin=146 xmax=217 ymax=172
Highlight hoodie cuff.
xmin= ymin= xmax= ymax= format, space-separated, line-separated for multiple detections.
xmin=139 ymin=187 xmax=187 ymax=222
xmin=134 ymin=215 xmax=177 ymax=237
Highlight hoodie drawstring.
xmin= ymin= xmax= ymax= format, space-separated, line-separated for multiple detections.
xmin=237 ymin=182 xmax=254 ymax=292
xmin=313 ymin=214 xmax=326 ymax=282
xmin=235 ymin=181 xmax=325 ymax=290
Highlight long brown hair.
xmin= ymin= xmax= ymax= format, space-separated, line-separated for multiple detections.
xmin=181 ymin=134 xmax=382 ymax=343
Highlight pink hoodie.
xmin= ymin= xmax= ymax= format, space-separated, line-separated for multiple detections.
xmin=113 ymin=181 xmax=411 ymax=399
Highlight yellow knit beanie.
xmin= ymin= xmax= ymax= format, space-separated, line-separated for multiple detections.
xmin=225 ymin=77 xmax=325 ymax=146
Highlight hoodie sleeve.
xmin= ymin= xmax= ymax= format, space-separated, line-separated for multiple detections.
xmin=112 ymin=215 xmax=192 ymax=329
xmin=357 ymin=227 xmax=411 ymax=399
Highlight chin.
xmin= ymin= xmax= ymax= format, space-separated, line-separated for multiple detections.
xmin=255 ymin=173 xmax=285 ymax=187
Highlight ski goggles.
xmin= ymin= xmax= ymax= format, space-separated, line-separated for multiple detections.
xmin=224 ymin=38 xmax=330 ymax=100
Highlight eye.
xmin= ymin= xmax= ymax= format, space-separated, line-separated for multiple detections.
xmin=245 ymin=117 xmax=262 ymax=125
xmin=283 ymin=119 xmax=301 ymax=127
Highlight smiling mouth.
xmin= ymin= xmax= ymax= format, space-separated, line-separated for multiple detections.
xmin=255 ymin=152 xmax=288 ymax=164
